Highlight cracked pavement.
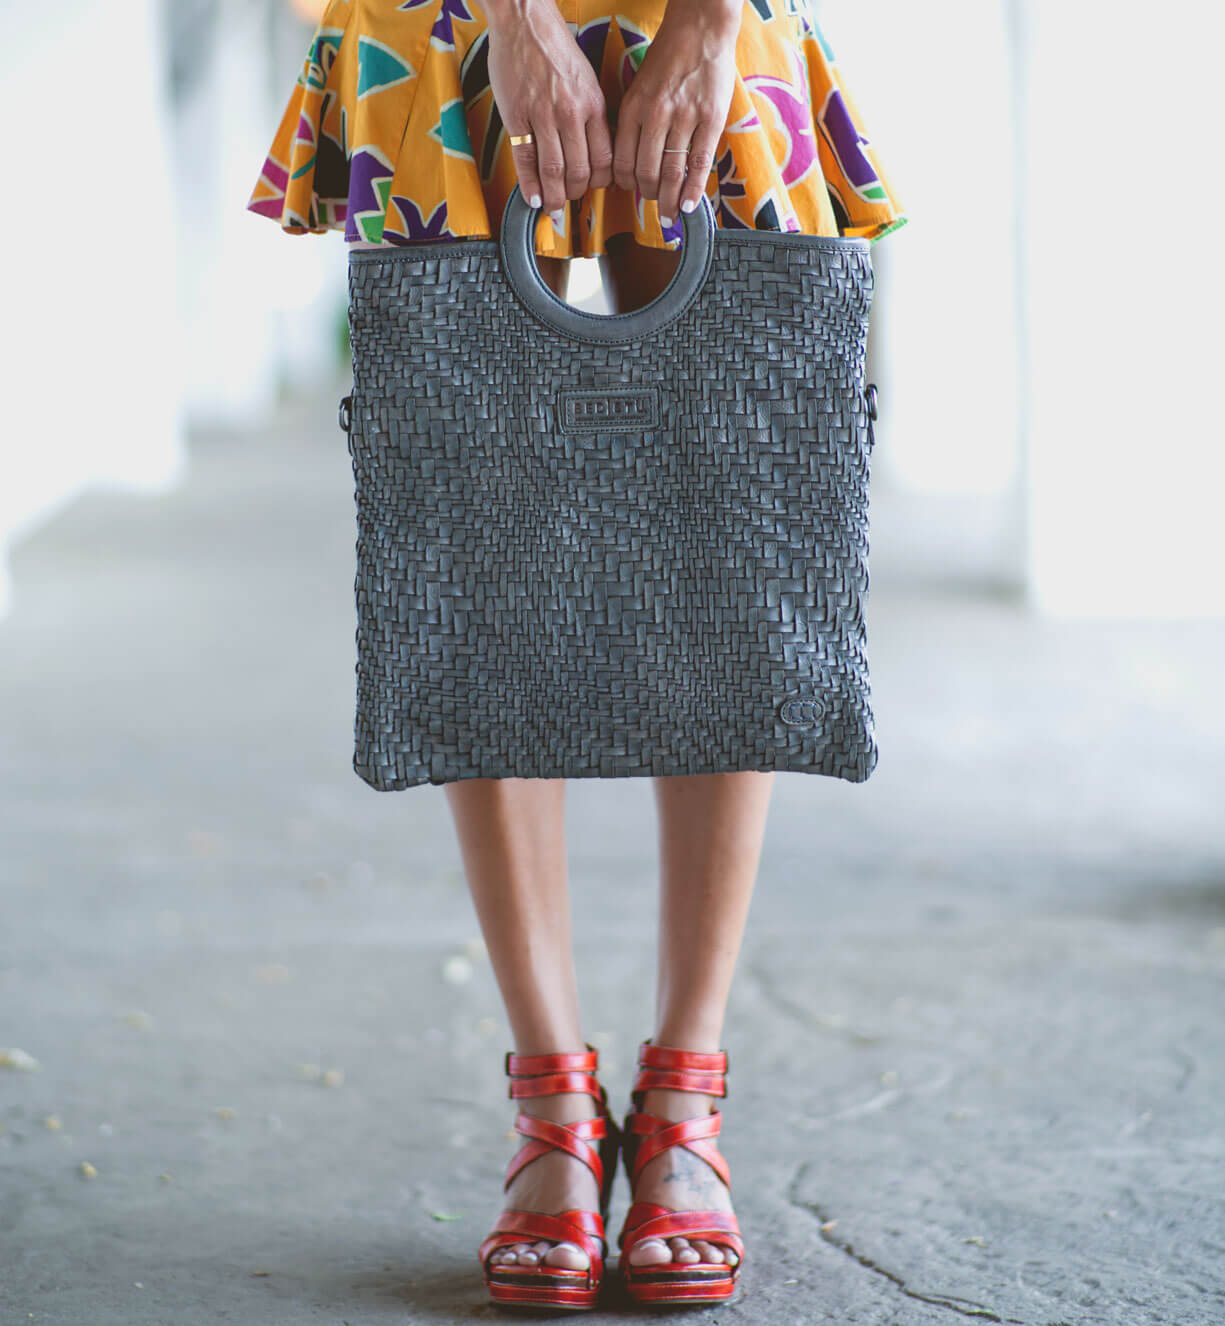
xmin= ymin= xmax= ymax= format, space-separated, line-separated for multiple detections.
xmin=2 ymin=383 xmax=1224 ymax=1324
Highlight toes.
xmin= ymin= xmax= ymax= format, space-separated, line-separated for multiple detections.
xmin=544 ymin=1241 xmax=591 ymax=1270
xmin=627 ymin=1237 xmax=674 ymax=1266
xmin=492 ymin=1241 xmax=592 ymax=1272
xmin=628 ymin=1235 xmax=738 ymax=1268
xmin=668 ymin=1236 xmax=701 ymax=1265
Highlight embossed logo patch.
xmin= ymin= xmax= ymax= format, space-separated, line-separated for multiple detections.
xmin=558 ymin=388 xmax=661 ymax=434
xmin=778 ymin=697 xmax=826 ymax=728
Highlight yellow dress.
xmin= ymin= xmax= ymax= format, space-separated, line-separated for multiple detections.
xmin=247 ymin=0 xmax=907 ymax=256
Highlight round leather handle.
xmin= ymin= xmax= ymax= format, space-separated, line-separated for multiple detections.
xmin=499 ymin=186 xmax=716 ymax=345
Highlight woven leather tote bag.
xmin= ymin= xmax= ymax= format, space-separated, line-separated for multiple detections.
xmin=339 ymin=188 xmax=880 ymax=791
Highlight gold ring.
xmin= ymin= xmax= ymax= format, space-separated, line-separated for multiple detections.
xmin=661 ymin=147 xmax=690 ymax=154
xmin=508 ymin=133 xmax=535 ymax=147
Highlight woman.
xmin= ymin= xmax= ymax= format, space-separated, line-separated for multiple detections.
xmin=249 ymin=0 xmax=904 ymax=1308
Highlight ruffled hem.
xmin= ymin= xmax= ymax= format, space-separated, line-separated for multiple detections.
xmin=247 ymin=0 xmax=907 ymax=256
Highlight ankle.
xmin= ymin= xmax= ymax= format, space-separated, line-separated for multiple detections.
xmin=638 ymin=1087 xmax=717 ymax=1120
xmin=518 ymin=1089 xmax=602 ymax=1123
xmin=651 ymin=1027 xmax=724 ymax=1055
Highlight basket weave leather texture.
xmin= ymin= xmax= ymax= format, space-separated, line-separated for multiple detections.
xmin=344 ymin=222 xmax=878 ymax=790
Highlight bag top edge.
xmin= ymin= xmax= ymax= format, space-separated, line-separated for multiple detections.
xmin=347 ymin=230 xmax=871 ymax=264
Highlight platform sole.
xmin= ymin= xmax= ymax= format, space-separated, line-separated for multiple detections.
xmin=485 ymin=1265 xmax=601 ymax=1311
xmin=621 ymin=1264 xmax=738 ymax=1304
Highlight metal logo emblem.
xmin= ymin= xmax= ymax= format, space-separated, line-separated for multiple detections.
xmin=778 ymin=697 xmax=825 ymax=728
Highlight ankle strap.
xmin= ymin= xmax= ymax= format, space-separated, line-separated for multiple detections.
xmin=505 ymin=1043 xmax=605 ymax=1102
xmin=632 ymin=1039 xmax=728 ymax=1098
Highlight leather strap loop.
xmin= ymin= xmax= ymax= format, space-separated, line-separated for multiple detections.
xmin=632 ymin=1067 xmax=727 ymax=1097
xmin=509 ymin=1069 xmax=602 ymax=1099
xmin=637 ymin=1041 xmax=728 ymax=1074
xmin=506 ymin=1046 xmax=598 ymax=1076
xmin=632 ymin=1039 xmax=729 ymax=1098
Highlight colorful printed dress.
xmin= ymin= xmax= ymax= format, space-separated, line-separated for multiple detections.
xmin=247 ymin=0 xmax=907 ymax=257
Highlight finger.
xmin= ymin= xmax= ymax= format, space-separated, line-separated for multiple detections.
xmin=678 ymin=120 xmax=721 ymax=217
xmin=558 ymin=112 xmax=591 ymax=201
xmin=534 ymin=121 xmax=568 ymax=220
xmin=586 ymin=111 xmax=614 ymax=191
xmin=612 ymin=105 xmax=640 ymax=194
xmin=656 ymin=117 xmax=696 ymax=229
xmin=635 ymin=116 xmax=667 ymax=206
xmin=507 ymin=123 xmax=543 ymax=211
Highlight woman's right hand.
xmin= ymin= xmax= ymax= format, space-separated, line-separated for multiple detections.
xmin=484 ymin=0 xmax=614 ymax=225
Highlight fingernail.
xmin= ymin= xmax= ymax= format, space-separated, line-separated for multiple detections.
xmin=681 ymin=199 xmax=697 ymax=214
xmin=549 ymin=209 xmax=566 ymax=230
xmin=529 ymin=193 xmax=542 ymax=209
xmin=660 ymin=215 xmax=673 ymax=229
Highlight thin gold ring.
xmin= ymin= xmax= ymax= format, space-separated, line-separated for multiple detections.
xmin=662 ymin=147 xmax=691 ymax=154
xmin=508 ymin=133 xmax=535 ymax=148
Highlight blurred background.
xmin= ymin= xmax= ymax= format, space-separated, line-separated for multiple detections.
xmin=3 ymin=0 xmax=1222 ymax=615
xmin=2 ymin=3 xmax=1223 ymax=1323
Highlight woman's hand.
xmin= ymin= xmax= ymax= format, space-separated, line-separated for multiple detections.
xmin=484 ymin=0 xmax=614 ymax=224
xmin=612 ymin=0 xmax=742 ymax=226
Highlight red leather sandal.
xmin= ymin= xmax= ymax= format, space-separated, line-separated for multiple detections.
xmin=617 ymin=1039 xmax=745 ymax=1304
xmin=477 ymin=1044 xmax=621 ymax=1311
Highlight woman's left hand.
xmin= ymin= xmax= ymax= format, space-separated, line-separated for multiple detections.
xmin=612 ymin=0 xmax=741 ymax=227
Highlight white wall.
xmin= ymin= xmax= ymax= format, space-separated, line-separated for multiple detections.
xmin=0 ymin=0 xmax=348 ymax=620
xmin=829 ymin=0 xmax=1021 ymax=502
xmin=4 ymin=0 xmax=1219 ymax=621
xmin=173 ymin=0 xmax=347 ymax=430
xmin=0 ymin=0 xmax=185 ymax=616
xmin=833 ymin=0 xmax=1225 ymax=618
xmin=1017 ymin=1 xmax=1225 ymax=617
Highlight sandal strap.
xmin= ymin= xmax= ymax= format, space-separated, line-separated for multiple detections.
xmin=632 ymin=1039 xmax=728 ymax=1098
xmin=479 ymin=1206 xmax=607 ymax=1275
xmin=499 ymin=1043 xmax=615 ymax=1193
xmin=506 ymin=1047 xmax=598 ymax=1075
xmin=510 ymin=1069 xmax=604 ymax=1099
xmin=505 ymin=1112 xmax=609 ymax=1190
xmin=505 ymin=1043 xmax=608 ymax=1106
xmin=623 ymin=1110 xmax=730 ymax=1189
xmin=618 ymin=1201 xmax=744 ymax=1261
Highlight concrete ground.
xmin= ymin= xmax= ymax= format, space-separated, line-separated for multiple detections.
xmin=2 ymin=382 xmax=1223 ymax=1325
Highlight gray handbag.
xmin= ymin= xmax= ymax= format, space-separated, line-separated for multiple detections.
xmin=339 ymin=188 xmax=879 ymax=790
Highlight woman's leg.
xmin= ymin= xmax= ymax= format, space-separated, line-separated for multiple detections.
xmin=600 ymin=231 xmax=774 ymax=1268
xmin=635 ymin=769 xmax=774 ymax=1266
xmin=444 ymin=254 xmax=591 ymax=1275
xmin=352 ymin=244 xmax=593 ymax=1273
xmin=445 ymin=772 xmax=601 ymax=1273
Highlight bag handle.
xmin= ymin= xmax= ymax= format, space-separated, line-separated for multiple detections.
xmin=498 ymin=186 xmax=715 ymax=346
